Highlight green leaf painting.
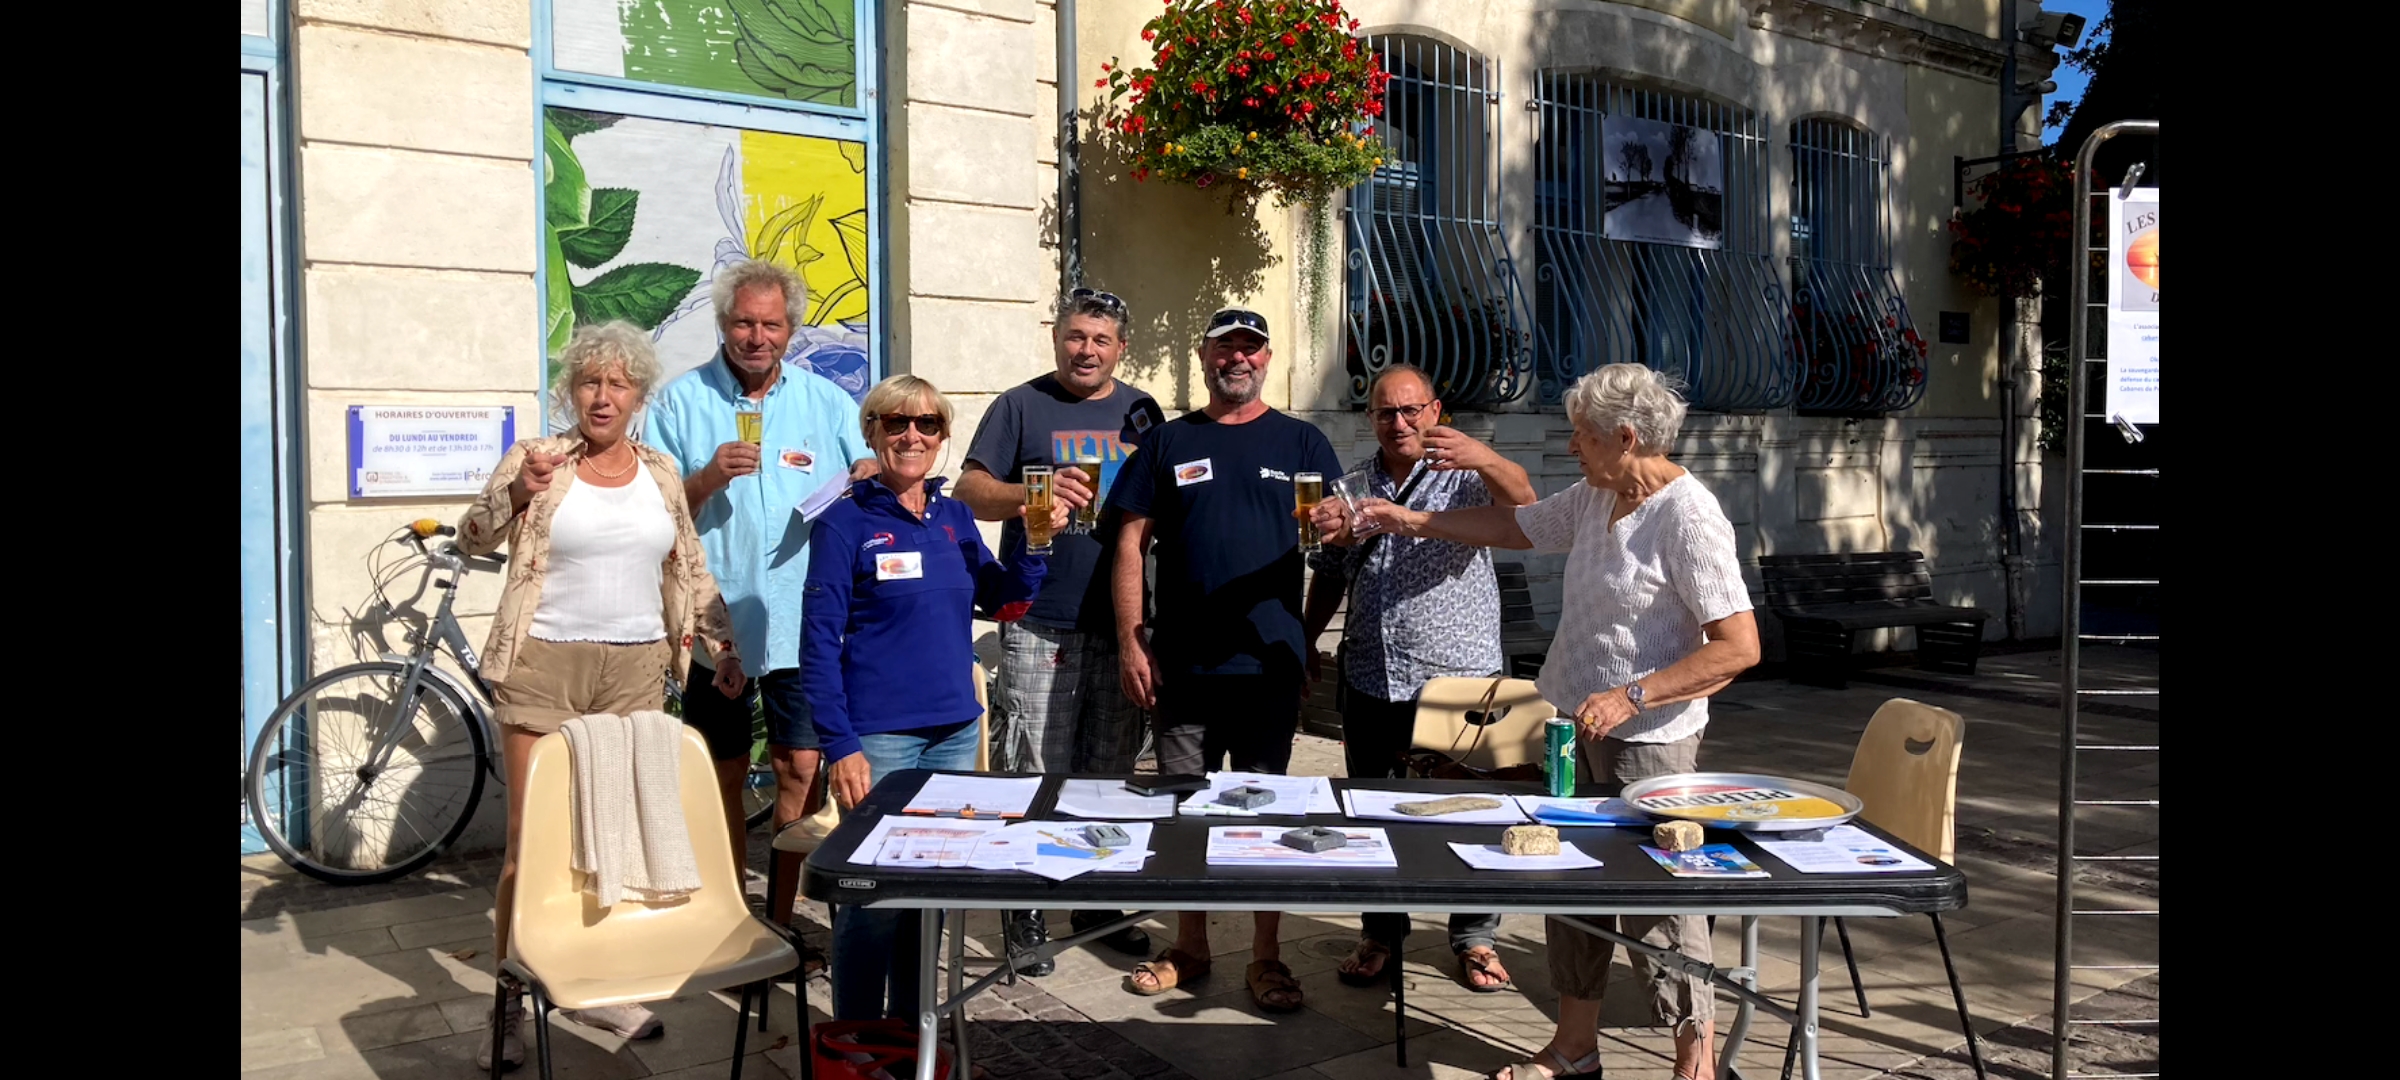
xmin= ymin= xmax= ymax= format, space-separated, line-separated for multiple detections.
xmin=572 ymin=263 xmax=706 ymax=329
xmin=543 ymin=118 xmax=590 ymax=229
xmin=729 ymin=0 xmax=858 ymax=107
xmin=542 ymin=108 xmax=704 ymax=355
xmin=561 ymin=188 xmax=639 ymax=269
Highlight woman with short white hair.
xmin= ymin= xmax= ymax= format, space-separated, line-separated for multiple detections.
xmin=457 ymin=320 xmax=747 ymax=1071
xmin=1349 ymin=362 xmax=1761 ymax=1080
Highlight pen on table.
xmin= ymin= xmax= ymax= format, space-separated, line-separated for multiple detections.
xmin=1181 ymin=803 xmax=1262 ymax=818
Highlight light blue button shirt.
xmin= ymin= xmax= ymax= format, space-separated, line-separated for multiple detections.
xmin=646 ymin=354 xmax=874 ymax=677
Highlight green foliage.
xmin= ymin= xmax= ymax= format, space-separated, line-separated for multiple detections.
xmin=572 ymin=263 xmax=706 ymax=329
xmin=542 ymin=111 xmax=704 ymax=352
xmin=729 ymin=0 xmax=858 ymax=107
xmin=1098 ymin=0 xmax=1390 ymax=210
xmin=561 ymin=188 xmax=640 ymax=268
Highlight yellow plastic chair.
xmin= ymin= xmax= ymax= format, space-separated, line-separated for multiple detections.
xmin=497 ymin=726 xmax=801 ymax=1080
xmin=1406 ymin=676 xmax=1557 ymax=776
xmin=974 ymin=661 xmax=992 ymax=772
xmin=1803 ymin=698 xmax=1985 ymax=1080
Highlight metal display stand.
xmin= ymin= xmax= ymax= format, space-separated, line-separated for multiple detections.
xmin=2054 ymin=118 xmax=2160 ymax=1080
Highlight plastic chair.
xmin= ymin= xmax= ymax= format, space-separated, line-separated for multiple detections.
xmin=1785 ymin=698 xmax=1984 ymax=1080
xmin=1406 ymin=676 xmax=1557 ymax=774
xmin=496 ymin=726 xmax=801 ymax=1080
xmin=973 ymin=661 xmax=992 ymax=772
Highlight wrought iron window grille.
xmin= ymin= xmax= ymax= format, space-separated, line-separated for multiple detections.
xmin=1342 ymin=36 xmax=1535 ymax=409
xmin=1529 ymin=72 xmax=1795 ymax=412
xmin=1790 ymin=118 xmax=1927 ymax=415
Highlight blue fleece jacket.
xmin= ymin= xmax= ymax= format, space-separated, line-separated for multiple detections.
xmin=800 ymin=478 xmax=1047 ymax=763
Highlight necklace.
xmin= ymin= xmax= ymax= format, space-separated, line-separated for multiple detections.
xmin=581 ymin=444 xmax=638 ymax=479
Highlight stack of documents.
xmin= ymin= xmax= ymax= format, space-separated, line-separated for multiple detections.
xmin=850 ymin=816 xmax=1157 ymax=881
xmin=1752 ymin=826 xmax=1935 ymax=874
xmin=1205 ymin=826 xmax=1397 ymax=868
xmin=1052 ymin=779 xmax=1179 ymax=820
xmin=901 ymin=775 xmax=1043 ymax=819
xmin=1178 ymin=773 xmax=1340 ymax=817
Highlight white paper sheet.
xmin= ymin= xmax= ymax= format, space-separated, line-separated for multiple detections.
xmin=901 ymin=774 xmax=1043 ymax=818
xmin=1448 ymin=841 xmax=1604 ymax=872
xmin=1513 ymin=796 xmax=1654 ymax=827
xmin=1052 ymin=779 xmax=1180 ymax=820
xmin=1007 ymin=821 xmax=1157 ymax=881
xmin=1179 ymin=773 xmax=1339 ymax=817
xmin=1204 ymin=826 xmax=1397 ymax=867
xmin=843 ymin=816 xmax=1008 ymax=868
xmin=1342 ymin=789 xmax=1530 ymax=825
xmin=1751 ymin=825 xmax=1936 ymax=874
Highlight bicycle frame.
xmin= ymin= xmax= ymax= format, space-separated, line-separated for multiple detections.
xmin=365 ymin=545 xmax=508 ymax=784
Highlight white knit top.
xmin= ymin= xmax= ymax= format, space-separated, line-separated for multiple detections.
xmin=528 ymin=464 xmax=675 ymax=644
xmin=1515 ymin=474 xmax=1752 ymax=744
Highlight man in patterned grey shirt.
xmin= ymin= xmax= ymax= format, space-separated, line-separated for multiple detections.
xmin=1303 ymin=364 xmax=1536 ymax=993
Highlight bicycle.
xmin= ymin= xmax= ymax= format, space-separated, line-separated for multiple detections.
xmin=245 ymin=520 xmax=778 ymax=884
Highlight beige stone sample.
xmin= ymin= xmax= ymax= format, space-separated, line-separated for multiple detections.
xmin=1653 ymin=820 xmax=1706 ymax=852
xmin=1501 ymin=825 xmax=1561 ymax=856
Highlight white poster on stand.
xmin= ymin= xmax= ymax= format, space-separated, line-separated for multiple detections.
xmin=2106 ymin=188 xmax=2159 ymax=424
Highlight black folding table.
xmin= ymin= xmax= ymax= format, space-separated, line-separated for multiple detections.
xmin=802 ymin=771 xmax=1967 ymax=1080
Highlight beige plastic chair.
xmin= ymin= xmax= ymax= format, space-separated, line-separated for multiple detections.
xmin=497 ymin=726 xmax=800 ymax=1080
xmin=1406 ymin=676 xmax=1557 ymax=774
xmin=974 ymin=661 xmax=992 ymax=771
xmin=1808 ymin=698 xmax=1985 ymax=1080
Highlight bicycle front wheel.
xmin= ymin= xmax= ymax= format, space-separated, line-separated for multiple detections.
xmin=246 ymin=662 xmax=488 ymax=884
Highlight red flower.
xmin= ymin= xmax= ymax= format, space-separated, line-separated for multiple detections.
xmin=1262 ymin=50 xmax=1276 ymax=60
xmin=1101 ymin=62 xmax=1112 ymax=71
xmin=1095 ymin=78 xmax=1107 ymax=87
xmin=1142 ymin=28 xmax=1155 ymax=41
xmin=1349 ymin=17 xmax=1360 ymax=29
xmin=1281 ymin=33 xmax=1297 ymax=45
xmin=1244 ymin=97 xmax=1259 ymax=107
xmin=1239 ymin=49 xmax=1252 ymax=59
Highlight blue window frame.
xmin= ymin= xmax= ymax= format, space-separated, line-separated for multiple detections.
xmin=533 ymin=1 xmax=886 ymax=416
xmin=242 ymin=0 xmax=303 ymax=854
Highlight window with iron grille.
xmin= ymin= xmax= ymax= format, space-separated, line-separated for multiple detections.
xmin=1789 ymin=118 xmax=1926 ymax=413
xmin=1342 ymin=36 xmax=1533 ymax=408
xmin=1530 ymin=74 xmax=1794 ymax=411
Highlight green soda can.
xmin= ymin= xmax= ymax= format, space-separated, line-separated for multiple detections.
xmin=1545 ymin=718 xmax=1577 ymax=797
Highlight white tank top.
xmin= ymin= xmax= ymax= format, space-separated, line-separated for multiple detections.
xmin=528 ymin=463 xmax=675 ymax=644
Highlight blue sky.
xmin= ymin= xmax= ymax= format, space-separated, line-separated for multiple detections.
xmin=2039 ymin=0 xmax=2110 ymax=144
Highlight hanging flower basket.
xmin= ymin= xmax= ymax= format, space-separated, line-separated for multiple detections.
xmin=1098 ymin=0 xmax=1391 ymax=211
xmin=1948 ymin=155 xmax=2077 ymax=299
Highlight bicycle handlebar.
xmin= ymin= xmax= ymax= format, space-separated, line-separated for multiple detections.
xmin=394 ymin=521 xmax=506 ymax=569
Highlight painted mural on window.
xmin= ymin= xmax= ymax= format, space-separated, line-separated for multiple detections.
xmin=550 ymin=0 xmax=859 ymax=109
xmin=543 ymin=106 xmax=873 ymax=399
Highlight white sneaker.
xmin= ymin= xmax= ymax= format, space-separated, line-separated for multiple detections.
xmin=474 ymin=995 xmax=525 ymax=1072
xmin=559 ymin=1002 xmax=664 ymax=1040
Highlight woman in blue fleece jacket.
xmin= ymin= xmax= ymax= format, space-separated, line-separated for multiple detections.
xmin=802 ymin=373 xmax=1055 ymax=1022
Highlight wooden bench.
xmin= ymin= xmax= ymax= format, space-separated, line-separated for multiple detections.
xmin=1759 ymin=551 xmax=1989 ymax=688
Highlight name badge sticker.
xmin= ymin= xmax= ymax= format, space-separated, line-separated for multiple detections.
xmin=1173 ymin=458 xmax=1214 ymax=486
xmin=875 ymin=551 xmax=925 ymax=581
xmin=780 ymin=448 xmax=816 ymax=472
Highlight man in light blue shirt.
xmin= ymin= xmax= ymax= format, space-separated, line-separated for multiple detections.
xmin=646 ymin=259 xmax=875 ymax=897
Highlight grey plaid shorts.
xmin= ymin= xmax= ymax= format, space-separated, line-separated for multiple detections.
xmin=991 ymin=621 xmax=1148 ymax=773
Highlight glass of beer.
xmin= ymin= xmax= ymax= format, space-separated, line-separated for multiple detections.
xmin=734 ymin=399 xmax=763 ymax=446
xmin=1295 ymin=471 xmax=1325 ymax=553
xmin=1069 ymin=455 xmax=1104 ymax=532
xmin=1023 ymin=466 xmax=1056 ymax=555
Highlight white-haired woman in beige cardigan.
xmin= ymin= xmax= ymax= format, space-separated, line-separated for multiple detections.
xmin=456 ymin=321 xmax=746 ymax=1070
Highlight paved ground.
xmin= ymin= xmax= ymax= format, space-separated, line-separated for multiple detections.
xmin=240 ymin=655 xmax=2158 ymax=1079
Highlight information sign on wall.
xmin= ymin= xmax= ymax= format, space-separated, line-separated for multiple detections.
xmin=2106 ymin=188 xmax=2159 ymax=424
xmin=347 ymin=406 xmax=516 ymax=498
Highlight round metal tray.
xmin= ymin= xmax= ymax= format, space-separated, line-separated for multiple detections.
xmin=1618 ymin=772 xmax=1864 ymax=832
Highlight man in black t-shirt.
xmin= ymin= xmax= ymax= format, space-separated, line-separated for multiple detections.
xmin=1111 ymin=307 xmax=1341 ymax=1013
xmin=956 ymin=288 xmax=1165 ymax=971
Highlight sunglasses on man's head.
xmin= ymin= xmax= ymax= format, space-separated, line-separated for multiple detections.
xmin=1070 ymin=287 xmax=1127 ymax=313
xmin=876 ymin=413 xmax=947 ymax=437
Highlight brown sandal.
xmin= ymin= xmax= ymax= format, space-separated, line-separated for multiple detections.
xmin=1245 ymin=958 xmax=1305 ymax=1013
xmin=1457 ymin=945 xmax=1513 ymax=994
xmin=1126 ymin=948 xmax=1211 ymax=996
xmin=1336 ymin=938 xmax=1392 ymax=987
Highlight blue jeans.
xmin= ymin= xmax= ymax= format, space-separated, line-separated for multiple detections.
xmin=831 ymin=719 xmax=982 ymax=1022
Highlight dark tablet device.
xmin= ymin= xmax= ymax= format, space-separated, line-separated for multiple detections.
xmin=1125 ymin=774 xmax=1209 ymax=797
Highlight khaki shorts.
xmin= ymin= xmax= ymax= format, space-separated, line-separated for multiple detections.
xmin=492 ymin=638 xmax=672 ymax=734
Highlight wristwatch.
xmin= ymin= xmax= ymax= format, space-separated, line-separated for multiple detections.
xmin=1623 ymin=682 xmax=1646 ymax=711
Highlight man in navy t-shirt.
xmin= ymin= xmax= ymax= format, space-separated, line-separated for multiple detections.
xmin=1110 ymin=307 xmax=1341 ymax=1013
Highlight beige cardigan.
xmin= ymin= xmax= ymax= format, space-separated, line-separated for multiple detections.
xmin=455 ymin=434 xmax=738 ymax=686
